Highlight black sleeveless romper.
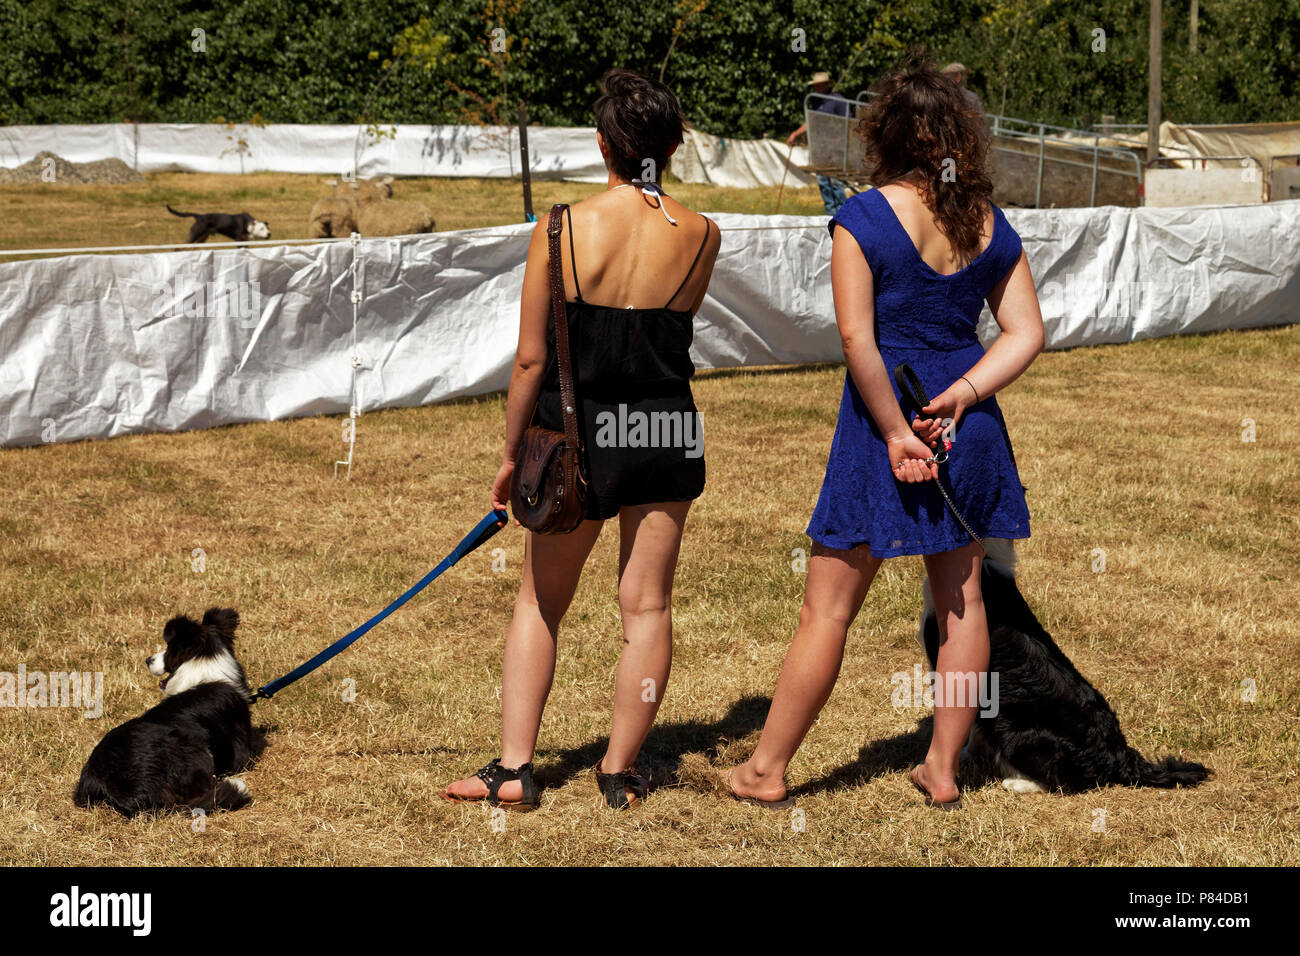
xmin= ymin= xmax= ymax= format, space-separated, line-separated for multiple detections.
xmin=532 ymin=208 xmax=711 ymax=521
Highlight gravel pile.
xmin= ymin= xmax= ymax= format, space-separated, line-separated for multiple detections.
xmin=0 ymin=150 xmax=145 ymax=184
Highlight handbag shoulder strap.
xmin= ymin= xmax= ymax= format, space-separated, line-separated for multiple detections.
xmin=546 ymin=203 xmax=580 ymax=450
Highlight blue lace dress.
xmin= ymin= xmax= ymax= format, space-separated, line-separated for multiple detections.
xmin=806 ymin=188 xmax=1032 ymax=557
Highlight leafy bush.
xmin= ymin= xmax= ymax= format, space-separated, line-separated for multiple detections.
xmin=0 ymin=0 xmax=1295 ymax=136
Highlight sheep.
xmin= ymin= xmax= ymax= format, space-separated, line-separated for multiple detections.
xmin=307 ymin=196 xmax=357 ymax=238
xmin=355 ymin=199 xmax=436 ymax=237
xmin=306 ymin=177 xmax=395 ymax=238
xmin=338 ymin=176 xmax=394 ymax=205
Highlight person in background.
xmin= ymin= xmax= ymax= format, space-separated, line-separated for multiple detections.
xmin=787 ymin=71 xmax=851 ymax=216
xmin=941 ymin=62 xmax=984 ymax=116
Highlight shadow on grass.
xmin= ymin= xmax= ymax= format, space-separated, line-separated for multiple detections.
xmin=248 ymin=723 xmax=274 ymax=766
xmin=533 ymin=693 xmax=774 ymax=791
xmin=790 ymin=716 xmax=934 ymax=798
xmin=534 ymin=701 xmax=958 ymax=800
xmin=358 ymin=696 xmax=973 ymax=801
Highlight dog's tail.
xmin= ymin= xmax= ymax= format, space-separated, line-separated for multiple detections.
xmin=1128 ymin=750 xmax=1211 ymax=788
xmin=165 ymin=204 xmax=197 ymax=219
xmin=73 ymin=773 xmax=141 ymax=816
xmin=73 ymin=773 xmax=105 ymax=809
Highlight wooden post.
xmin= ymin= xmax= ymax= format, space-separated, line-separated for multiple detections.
xmin=1148 ymin=0 xmax=1162 ymax=164
xmin=1190 ymin=0 xmax=1199 ymax=53
xmin=518 ymin=101 xmax=535 ymax=223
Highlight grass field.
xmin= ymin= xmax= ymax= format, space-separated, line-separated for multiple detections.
xmin=1 ymin=172 xmax=1297 ymax=866
xmin=0 ymin=171 xmax=828 ymax=253
xmin=1 ymin=310 xmax=1297 ymax=865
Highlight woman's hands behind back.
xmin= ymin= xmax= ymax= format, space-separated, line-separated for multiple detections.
xmin=910 ymin=381 xmax=976 ymax=448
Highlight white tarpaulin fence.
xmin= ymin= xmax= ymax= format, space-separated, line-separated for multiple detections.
xmin=0 ymin=122 xmax=816 ymax=189
xmin=1 ymin=202 xmax=1297 ymax=448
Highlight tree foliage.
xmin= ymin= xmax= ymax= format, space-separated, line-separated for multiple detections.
xmin=0 ymin=0 xmax=1295 ymax=135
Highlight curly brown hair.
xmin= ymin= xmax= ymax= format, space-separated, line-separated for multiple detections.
xmin=859 ymin=54 xmax=993 ymax=266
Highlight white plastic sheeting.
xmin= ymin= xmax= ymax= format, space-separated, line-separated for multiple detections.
xmin=1 ymin=202 xmax=1297 ymax=447
xmin=1005 ymin=201 xmax=1299 ymax=349
xmin=0 ymin=123 xmax=813 ymax=188
xmin=670 ymin=130 xmax=816 ymax=189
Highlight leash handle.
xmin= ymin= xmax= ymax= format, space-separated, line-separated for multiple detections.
xmin=892 ymin=363 xmax=984 ymax=554
xmin=893 ymin=363 xmax=949 ymax=464
xmin=253 ymin=510 xmax=508 ymax=702
xmin=893 ymin=363 xmax=932 ymax=420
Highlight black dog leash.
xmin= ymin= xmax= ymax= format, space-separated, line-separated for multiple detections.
xmin=252 ymin=510 xmax=508 ymax=701
xmin=893 ymin=364 xmax=985 ymax=555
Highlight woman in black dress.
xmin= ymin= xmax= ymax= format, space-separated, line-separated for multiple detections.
xmin=443 ymin=70 xmax=720 ymax=810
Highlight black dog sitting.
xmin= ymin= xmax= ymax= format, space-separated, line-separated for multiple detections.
xmin=74 ymin=608 xmax=260 ymax=816
xmin=919 ymin=544 xmax=1210 ymax=794
xmin=166 ymin=205 xmax=271 ymax=244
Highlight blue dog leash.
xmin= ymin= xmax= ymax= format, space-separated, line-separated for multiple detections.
xmin=893 ymin=363 xmax=985 ymax=554
xmin=252 ymin=510 xmax=508 ymax=702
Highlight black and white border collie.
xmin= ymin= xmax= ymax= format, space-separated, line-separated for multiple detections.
xmin=918 ymin=540 xmax=1210 ymax=794
xmin=75 ymin=608 xmax=258 ymax=816
xmin=165 ymin=205 xmax=271 ymax=244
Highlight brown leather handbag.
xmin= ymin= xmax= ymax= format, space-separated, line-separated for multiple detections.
xmin=509 ymin=204 xmax=588 ymax=534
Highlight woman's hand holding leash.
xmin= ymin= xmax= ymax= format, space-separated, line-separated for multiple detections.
xmin=910 ymin=379 xmax=977 ymax=448
xmin=491 ymin=459 xmax=520 ymax=525
xmin=887 ymin=433 xmax=939 ymax=483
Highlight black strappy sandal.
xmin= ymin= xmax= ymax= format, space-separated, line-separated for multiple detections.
xmin=442 ymin=758 xmax=540 ymax=812
xmin=594 ymin=760 xmax=650 ymax=810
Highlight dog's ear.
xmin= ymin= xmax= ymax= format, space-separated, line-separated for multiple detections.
xmin=201 ymin=607 xmax=240 ymax=640
xmin=163 ymin=614 xmax=200 ymax=644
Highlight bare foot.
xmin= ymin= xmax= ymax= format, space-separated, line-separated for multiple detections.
xmin=726 ymin=761 xmax=789 ymax=803
xmin=909 ymin=762 xmax=960 ymax=806
xmin=443 ymin=773 xmax=523 ymax=804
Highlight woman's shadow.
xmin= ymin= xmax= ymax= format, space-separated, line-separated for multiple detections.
xmin=533 ymin=696 xmax=937 ymax=797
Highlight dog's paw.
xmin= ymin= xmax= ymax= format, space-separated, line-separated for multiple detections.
xmin=1001 ymin=777 xmax=1046 ymax=794
xmin=227 ymin=777 xmax=249 ymax=796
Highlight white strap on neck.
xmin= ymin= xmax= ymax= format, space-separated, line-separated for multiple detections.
xmin=614 ymin=180 xmax=678 ymax=225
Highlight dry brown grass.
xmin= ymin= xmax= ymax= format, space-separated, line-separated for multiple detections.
xmin=2 ymin=323 xmax=1298 ymax=866
xmin=0 ymin=172 xmax=827 ymax=253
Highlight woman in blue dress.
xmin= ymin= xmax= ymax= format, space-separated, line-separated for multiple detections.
xmin=728 ymin=60 xmax=1045 ymax=810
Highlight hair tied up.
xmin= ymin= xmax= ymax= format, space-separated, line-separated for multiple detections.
xmin=593 ymin=69 xmax=687 ymax=182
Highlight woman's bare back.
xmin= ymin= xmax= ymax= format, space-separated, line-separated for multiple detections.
xmin=559 ymin=186 xmax=718 ymax=312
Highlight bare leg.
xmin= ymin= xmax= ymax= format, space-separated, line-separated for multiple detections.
xmin=599 ymin=501 xmax=691 ymax=775
xmin=731 ymin=541 xmax=882 ymax=801
xmin=911 ymin=541 xmax=987 ymax=805
xmin=443 ymin=518 xmax=603 ymax=801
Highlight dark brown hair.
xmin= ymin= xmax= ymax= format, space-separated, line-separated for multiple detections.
xmin=859 ymin=53 xmax=993 ymax=266
xmin=593 ymin=69 xmax=686 ymax=182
